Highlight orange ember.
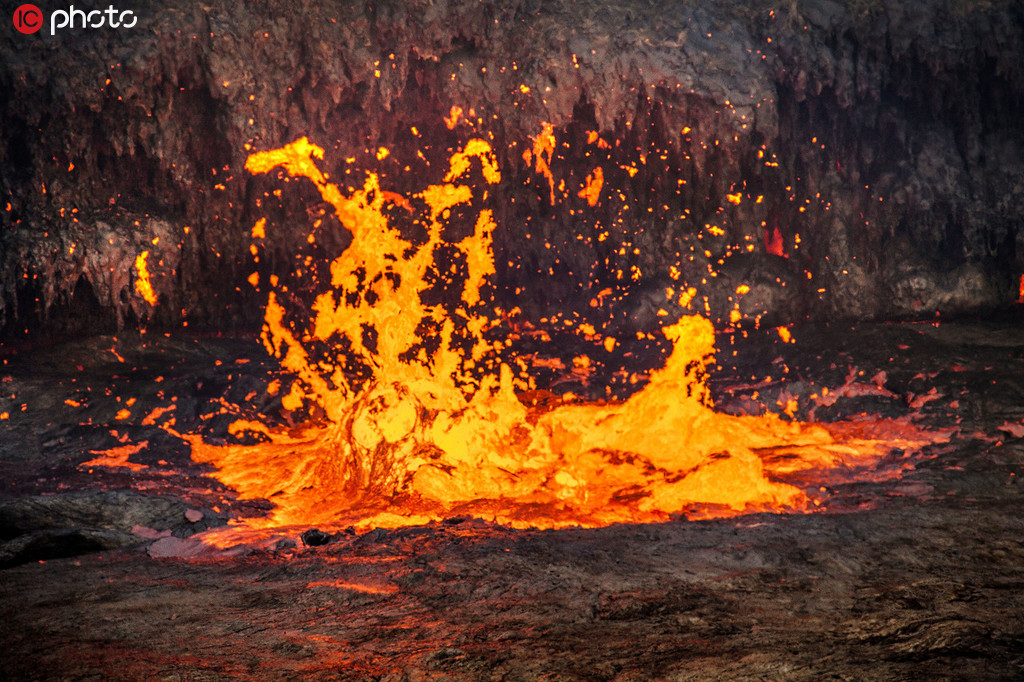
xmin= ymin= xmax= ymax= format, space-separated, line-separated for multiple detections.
xmin=523 ymin=122 xmax=557 ymax=205
xmin=168 ymin=128 xmax=946 ymax=538
xmin=764 ymin=225 xmax=786 ymax=258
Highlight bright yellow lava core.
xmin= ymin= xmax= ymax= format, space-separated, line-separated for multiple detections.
xmin=183 ymin=131 xmax=935 ymax=535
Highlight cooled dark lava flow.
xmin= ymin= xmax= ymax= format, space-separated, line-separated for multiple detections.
xmin=3 ymin=319 xmax=1024 ymax=679
xmin=2 ymin=1 xmax=1024 ymax=680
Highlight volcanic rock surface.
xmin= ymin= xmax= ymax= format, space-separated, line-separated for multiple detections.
xmin=2 ymin=0 xmax=1023 ymax=342
xmin=2 ymin=320 xmax=1024 ymax=678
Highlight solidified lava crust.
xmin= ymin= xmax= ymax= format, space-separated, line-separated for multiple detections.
xmin=2 ymin=320 xmax=1024 ymax=679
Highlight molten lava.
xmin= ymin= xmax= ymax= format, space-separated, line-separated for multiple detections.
xmin=134 ymin=251 xmax=157 ymax=306
xmin=176 ymin=130 xmax=940 ymax=535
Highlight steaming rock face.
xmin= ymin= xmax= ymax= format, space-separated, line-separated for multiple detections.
xmin=1 ymin=0 xmax=1022 ymax=342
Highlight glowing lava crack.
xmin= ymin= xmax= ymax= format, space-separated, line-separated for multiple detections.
xmin=174 ymin=133 xmax=941 ymax=538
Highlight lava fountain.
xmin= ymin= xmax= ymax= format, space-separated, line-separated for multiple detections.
xmin=176 ymin=129 xmax=940 ymax=539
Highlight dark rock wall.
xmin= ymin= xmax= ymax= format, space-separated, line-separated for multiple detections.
xmin=2 ymin=0 xmax=1022 ymax=342
xmin=767 ymin=1 xmax=1024 ymax=320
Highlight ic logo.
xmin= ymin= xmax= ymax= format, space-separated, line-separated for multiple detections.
xmin=13 ymin=4 xmax=43 ymax=34
xmin=12 ymin=4 xmax=139 ymax=35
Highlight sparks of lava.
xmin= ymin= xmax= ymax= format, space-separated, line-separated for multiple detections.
xmin=578 ymin=166 xmax=604 ymax=207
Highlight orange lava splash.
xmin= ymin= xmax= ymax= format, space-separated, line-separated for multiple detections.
xmin=134 ymin=251 xmax=157 ymax=306
xmin=184 ymin=132 xmax=939 ymax=534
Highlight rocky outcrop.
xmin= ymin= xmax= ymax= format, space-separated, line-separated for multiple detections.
xmin=2 ymin=0 xmax=1022 ymax=342
xmin=0 ymin=490 xmax=211 ymax=567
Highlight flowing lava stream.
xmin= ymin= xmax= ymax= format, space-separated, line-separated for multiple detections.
xmin=138 ymin=127 xmax=944 ymax=547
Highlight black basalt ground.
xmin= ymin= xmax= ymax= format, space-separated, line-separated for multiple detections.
xmin=1 ymin=318 xmax=1023 ymax=678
